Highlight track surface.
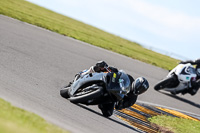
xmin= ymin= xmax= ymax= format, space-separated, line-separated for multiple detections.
xmin=0 ymin=15 xmax=199 ymax=133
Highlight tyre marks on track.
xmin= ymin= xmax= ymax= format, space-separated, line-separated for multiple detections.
xmin=114 ymin=102 xmax=200 ymax=132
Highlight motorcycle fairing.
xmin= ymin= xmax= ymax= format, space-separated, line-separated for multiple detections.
xmin=69 ymin=72 xmax=107 ymax=96
xmin=106 ymin=72 xmax=124 ymax=100
xmin=168 ymin=63 xmax=196 ymax=83
xmin=165 ymin=63 xmax=197 ymax=92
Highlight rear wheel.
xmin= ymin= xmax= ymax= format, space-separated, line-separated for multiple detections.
xmin=188 ymin=80 xmax=200 ymax=95
xmin=98 ymin=103 xmax=115 ymax=117
xmin=154 ymin=76 xmax=176 ymax=91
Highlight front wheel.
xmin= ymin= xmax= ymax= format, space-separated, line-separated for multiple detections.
xmin=154 ymin=76 xmax=176 ymax=91
xmin=69 ymin=85 xmax=103 ymax=104
xmin=60 ymin=86 xmax=70 ymax=98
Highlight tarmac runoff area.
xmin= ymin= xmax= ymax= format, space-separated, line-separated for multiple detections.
xmin=114 ymin=101 xmax=200 ymax=133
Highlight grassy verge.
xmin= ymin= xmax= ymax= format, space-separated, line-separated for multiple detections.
xmin=0 ymin=98 xmax=69 ymax=133
xmin=148 ymin=115 xmax=200 ymax=133
xmin=0 ymin=0 xmax=179 ymax=70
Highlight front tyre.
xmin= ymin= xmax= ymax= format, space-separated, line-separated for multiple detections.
xmin=69 ymin=85 xmax=103 ymax=104
xmin=154 ymin=76 xmax=175 ymax=91
xmin=60 ymin=86 xmax=70 ymax=98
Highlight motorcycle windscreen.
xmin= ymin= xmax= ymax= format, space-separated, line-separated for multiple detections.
xmin=180 ymin=66 xmax=197 ymax=82
xmin=106 ymin=71 xmax=130 ymax=100
xmin=118 ymin=70 xmax=131 ymax=94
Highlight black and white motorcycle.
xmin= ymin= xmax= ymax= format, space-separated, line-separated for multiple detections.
xmin=60 ymin=69 xmax=131 ymax=117
xmin=154 ymin=63 xmax=197 ymax=95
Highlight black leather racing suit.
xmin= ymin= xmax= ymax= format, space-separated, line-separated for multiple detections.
xmin=83 ymin=61 xmax=138 ymax=111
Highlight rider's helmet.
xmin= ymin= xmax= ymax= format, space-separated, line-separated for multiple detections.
xmin=132 ymin=77 xmax=149 ymax=95
xmin=195 ymin=58 xmax=200 ymax=64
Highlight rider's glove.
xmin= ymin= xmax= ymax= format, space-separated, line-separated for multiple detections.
xmin=195 ymin=58 xmax=200 ymax=64
xmin=94 ymin=61 xmax=108 ymax=72
xmin=96 ymin=61 xmax=108 ymax=68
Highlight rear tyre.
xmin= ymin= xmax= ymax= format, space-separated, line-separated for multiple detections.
xmin=188 ymin=89 xmax=197 ymax=96
xmin=98 ymin=103 xmax=115 ymax=117
xmin=60 ymin=86 xmax=70 ymax=98
xmin=154 ymin=76 xmax=175 ymax=91
xmin=188 ymin=80 xmax=200 ymax=96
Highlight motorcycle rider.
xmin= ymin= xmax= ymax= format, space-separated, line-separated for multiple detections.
xmin=74 ymin=61 xmax=149 ymax=112
xmin=179 ymin=58 xmax=200 ymax=95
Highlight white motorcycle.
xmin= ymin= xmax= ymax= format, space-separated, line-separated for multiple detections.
xmin=154 ymin=63 xmax=197 ymax=95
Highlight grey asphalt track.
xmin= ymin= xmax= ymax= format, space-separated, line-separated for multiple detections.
xmin=0 ymin=15 xmax=199 ymax=133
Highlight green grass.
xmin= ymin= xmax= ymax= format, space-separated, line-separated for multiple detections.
xmin=0 ymin=98 xmax=69 ymax=133
xmin=0 ymin=0 xmax=179 ymax=70
xmin=148 ymin=115 xmax=200 ymax=133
